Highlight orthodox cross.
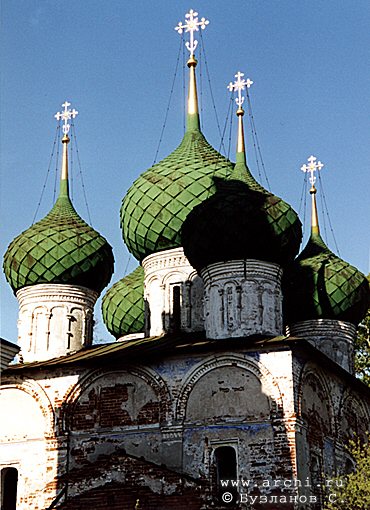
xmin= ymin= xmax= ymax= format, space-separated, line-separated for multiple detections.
xmin=55 ymin=101 xmax=78 ymax=135
xmin=301 ymin=155 xmax=324 ymax=187
xmin=227 ymin=71 xmax=253 ymax=108
xmin=175 ymin=9 xmax=209 ymax=55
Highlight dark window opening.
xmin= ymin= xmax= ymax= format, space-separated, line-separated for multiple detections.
xmin=345 ymin=457 xmax=355 ymax=475
xmin=214 ymin=446 xmax=238 ymax=504
xmin=1 ymin=467 xmax=18 ymax=510
xmin=172 ymin=285 xmax=181 ymax=332
xmin=310 ymin=453 xmax=323 ymax=509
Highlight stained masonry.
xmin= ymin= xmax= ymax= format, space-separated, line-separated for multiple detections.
xmin=1 ymin=335 xmax=369 ymax=509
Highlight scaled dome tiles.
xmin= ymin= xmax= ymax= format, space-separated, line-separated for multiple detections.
xmin=102 ymin=266 xmax=145 ymax=338
xmin=3 ymin=193 xmax=114 ymax=294
xmin=120 ymin=129 xmax=233 ymax=262
xmin=284 ymin=232 xmax=370 ymax=325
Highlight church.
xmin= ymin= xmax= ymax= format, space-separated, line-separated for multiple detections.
xmin=1 ymin=9 xmax=369 ymax=510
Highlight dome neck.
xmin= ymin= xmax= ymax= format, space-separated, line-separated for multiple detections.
xmin=186 ymin=56 xmax=200 ymax=132
xmin=230 ymin=107 xmax=256 ymax=185
xmin=60 ymin=134 xmax=70 ymax=198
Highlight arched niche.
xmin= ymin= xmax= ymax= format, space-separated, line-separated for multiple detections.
xmin=69 ymin=369 xmax=168 ymax=431
xmin=184 ymin=365 xmax=271 ymax=424
xmin=339 ymin=392 xmax=369 ymax=443
xmin=0 ymin=382 xmax=54 ymax=440
xmin=299 ymin=370 xmax=334 ymax=444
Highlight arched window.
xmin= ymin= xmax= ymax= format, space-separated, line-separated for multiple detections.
xmin=214 ymin=446 xmax=238 ymax=503
xmin=171 ymin=285 xmax=181 ymax=331
xmin=1 ymin=467 xmax=18 ymax=510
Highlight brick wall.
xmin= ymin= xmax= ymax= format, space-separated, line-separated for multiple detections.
xmin=1 ymin=343 xmax=369 ymax=509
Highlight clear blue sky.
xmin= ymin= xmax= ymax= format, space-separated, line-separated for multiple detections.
xmin=1 ymin=0 xmax=369 ymax=343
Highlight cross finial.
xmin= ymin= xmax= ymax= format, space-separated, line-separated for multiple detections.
xmin=300 ymin=155 xmax=324 ymax=187
xmin=55 ymin=101 xmax=78 ymax=135
xmin=227 ymin=71 xmax=253 ymax=108
xmin=175 ymin=9 xmax=209 ymax=56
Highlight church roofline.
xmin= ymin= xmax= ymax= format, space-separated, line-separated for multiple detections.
xmin=3 ymin=332 xmax=369 ymax=398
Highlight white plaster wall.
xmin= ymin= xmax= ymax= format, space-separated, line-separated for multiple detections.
xmin=288 ymin=319 xmax=356 ymax=373
xmin=0 ymin=388 xmax=51 ymax=510
xmin=201 ymin=259 xmax=283 ymax=339
xmin=142 ymin=247 xmax=204 ymax=336
xmin=16 ymin=284 xmax=98 ymax=362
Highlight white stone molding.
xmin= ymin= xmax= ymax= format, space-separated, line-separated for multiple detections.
xmin=175 ymin=354 xmax=284 ymax=422
xmin=142 ymin=247 xmax=204 ymax=336
xmin=161 ymin=425 xmax=183 ymax=442
xmin=288 ymin=319 xmax=356 ymax=373
xmin=16 ymin=284 xmax=99 ymax=363
xmin=201 ymin=259 xmax=283 ymax=339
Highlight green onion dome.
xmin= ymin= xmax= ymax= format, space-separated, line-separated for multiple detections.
xmin=120 ymin=128 xmax=233 ymax=262
xmin=181 ymin=109 xmax=302 ymax=272
xmin=101 ymin=266 xmax=145 ymax=338
xmin=120 ymin=56 xmax=233 ymax=262
xmin=284 ymin=231 xmax=370 ymax=325
xmin=3 ymin=135 xmax=114 ymax=294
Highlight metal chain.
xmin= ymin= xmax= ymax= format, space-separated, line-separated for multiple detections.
xmin=32 ymin=125 xmax=60 ymax=224
xmin=153 ymin=36 xmax=183 ymax=165
xmin=246 ymin=90 xmax=271 ymax=191
xmin=70 ymin=122 xmax=93 ymax=225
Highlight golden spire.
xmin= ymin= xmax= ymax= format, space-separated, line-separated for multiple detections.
xmin=175 ymin=9 xmax=209 ymax=131
xmin=301 ymin=155 xmax=324 ymax=236
xmin=55 ymin=101 xmax=78 ymax=197
xmin=310 ymin=184 xmax=320 ymax=235
xmin=228 ymin=71 xmax=253 ymax=161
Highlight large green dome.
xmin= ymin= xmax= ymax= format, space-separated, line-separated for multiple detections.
xmin=121 ymin=54 xmax=234 ymax=262
xmin=102 ymin=266 xmax=145 ymax=338
xmin=181 ymin=152 xmax=302 ymax=272
xmin=284 ymin=232 xmax=370 ymax=325
xmin=120 ymin=128 xmax=233 ymax=262
xmin=4 ymin=179 xmax=114 ymax=294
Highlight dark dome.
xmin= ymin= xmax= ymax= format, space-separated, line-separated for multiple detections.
xmin=181 ymin=155 xmax=302 ymax=272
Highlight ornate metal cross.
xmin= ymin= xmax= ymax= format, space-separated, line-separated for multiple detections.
xmin=55 ymin=101 xmax=78 ymax=135
xmin=301 ymin=155 xmax=324 ymax=186
xmin=227 ymin=71 xmax=253 ymax=108
xmin=175 ymin=9 xmax=209 ymax=55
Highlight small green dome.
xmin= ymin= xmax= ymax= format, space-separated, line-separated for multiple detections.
xmin=3 ymin=192 xmax=114 ymax=294
xmin=284 ymin=232 xmax=370 ymax=325
xmin=102 ymin=266 xmax=145 ymax=338
xmin=120 ymin=128 xmax=233 ymax=262
xmin=181 ymin=154 xmax=302 ymax=272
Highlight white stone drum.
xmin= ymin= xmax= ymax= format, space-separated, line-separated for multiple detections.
xmin=201 ymin=259 xmax=283 ymax=339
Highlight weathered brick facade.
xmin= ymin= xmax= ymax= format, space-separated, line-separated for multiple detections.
xmin=1 ymin=336 xmax=369 ymax=509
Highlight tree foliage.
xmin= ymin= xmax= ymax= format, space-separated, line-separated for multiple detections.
xmin=354 ymin=275 xmax=370 ymax=386
xmin=324 ymin=436 xmax=370 ymax=510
